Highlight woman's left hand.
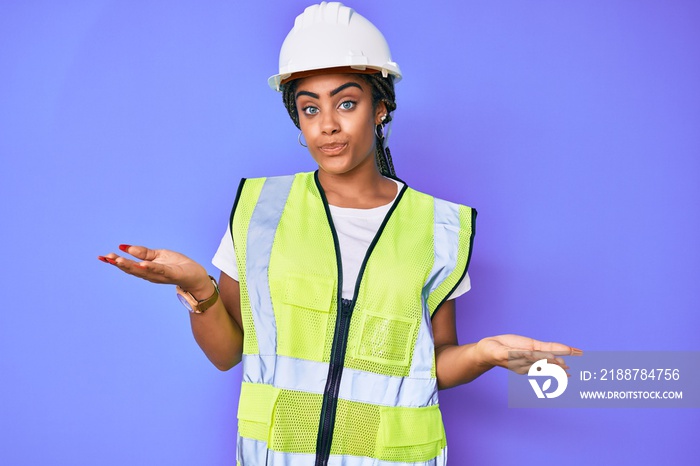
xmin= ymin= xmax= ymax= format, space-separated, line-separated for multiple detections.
xmin=475 ymin=334 xmax=582 ymax=375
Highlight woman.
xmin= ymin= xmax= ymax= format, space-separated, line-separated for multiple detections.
xmin=99 ymin=3 xmax=579 ymax=465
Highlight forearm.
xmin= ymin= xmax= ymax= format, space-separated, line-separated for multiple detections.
xmin=435 ymin=335 xmax=580 ymax=389
xmin=435 ymin=341 xmax=494 ymax=390
xmin=98 ymin=245 xmax=244 ymax=369
xmin=187 ymin=282 xmax=243 ymax=371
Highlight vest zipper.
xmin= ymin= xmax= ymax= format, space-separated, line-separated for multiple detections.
xmin=313 ymin=171 xmax=408 ymax=466
xmin=315 ymin=298 xmax=354 ymax=466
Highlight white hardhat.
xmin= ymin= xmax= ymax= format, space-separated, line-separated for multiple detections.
xmin=268 ymin=2 xmax=402 ymax=91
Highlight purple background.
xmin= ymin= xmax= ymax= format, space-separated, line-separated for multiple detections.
xmin=1 ymin=1 xmax=698 ymax=464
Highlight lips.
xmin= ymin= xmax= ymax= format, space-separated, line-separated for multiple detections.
xmin=319 ymin=142 xmax=348 ymax=155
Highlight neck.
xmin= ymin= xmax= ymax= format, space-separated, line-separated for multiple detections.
xmin=317 ymin=164 xmax=396 ymax=209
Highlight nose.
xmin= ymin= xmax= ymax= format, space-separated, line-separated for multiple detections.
xmin=320 ymin=109 xmax=340 ymax=135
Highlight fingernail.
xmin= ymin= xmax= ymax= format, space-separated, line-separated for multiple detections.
xmin=571 ymin=348 xmax=583 ymax=356
xmin=105 ymin=257 xmax=118 ymax=265
xmin=97 ymin=256 xmax=109 ymax=263
xmin=119 ymin=244 xmax=131 ymax=252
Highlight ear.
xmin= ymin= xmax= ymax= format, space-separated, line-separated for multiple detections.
xmin=374 ymin=101 xmax=388 ymax=125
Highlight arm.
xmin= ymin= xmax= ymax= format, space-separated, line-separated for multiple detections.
xmin=432 ymin=300 xmax=490 ymax=389
xmin=188 ymin=271 xmax=244 ymax=371
xmin=98 ymin=245 xmax=244 ymax=371
xmin=432 ymin=300 xmax=581 ymax=390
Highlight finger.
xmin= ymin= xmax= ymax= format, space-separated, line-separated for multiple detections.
xmin=510 ymin=351 xmax=569 ymax=366
xmin=552 ymin=356 xmax=569 ymax=370
xmin=507 ymin=351 xmax=548 ymax=372
xmin=530 ymin=352 xmax=569 ymax=367
xmin=101 ymin=252 xmax=148 ymax=274
xmin=104 ymin=253 xmax=140 ymax=271
xmin=508 ymin=351 xmax=573 ymax=375
xmin=119 ymin=256 xmax=176 ymax=283
xmin=531 ymin=340 xmax=583 ymax=356
xmin=99 ymin=253 xmax=120 ymax=265
xmin=118 ymin=244 xmax=160 ymax=262
xmin=101 ymin=252 xmax=146 ymax=267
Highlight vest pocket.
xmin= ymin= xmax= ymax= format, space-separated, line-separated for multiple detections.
xmin=375 ymin=404 xmax=446 ymax=462
xmin=276 ymin=273 xmax=335 ymax=361
xmin=237 ymin=382 xmax=280 ymax=443
xmin=354 ymin=311 xmax=416 ymax=367
xmin=283 ymin=273 xmax=334 ymax=312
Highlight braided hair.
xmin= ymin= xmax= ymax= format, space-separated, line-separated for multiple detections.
xmin=281 ymin=73 xmax=397 ymax=177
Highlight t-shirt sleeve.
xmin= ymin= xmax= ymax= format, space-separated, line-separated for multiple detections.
xmin=447 ymin=271 xmax=471 ymax=300
xmin=211 ymin=223 xmax=239 ymax=281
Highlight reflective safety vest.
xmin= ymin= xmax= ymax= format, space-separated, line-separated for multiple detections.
xmin=230 ymin=171 xmax=476 ymax=466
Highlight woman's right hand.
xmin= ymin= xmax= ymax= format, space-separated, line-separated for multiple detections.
xmin=100 ymin=244 xmax=243 ymax=370
xmin=98 ymin=245 xmax=212 ymax=297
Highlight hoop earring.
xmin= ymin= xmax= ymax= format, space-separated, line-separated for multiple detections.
xmin=375 ymin=124 xmax=384 ymax=140
xmin=298 ymin=131 xmax=308 ymax=148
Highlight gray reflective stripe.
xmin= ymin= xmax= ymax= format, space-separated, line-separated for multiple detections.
xmin=237 ymin=433 xmax=269 ymax=465
xmin=424 ymin=198 xmax=461 ymax=302
xmin=246 ymin=175 xmax=295 ymax=373
xmin=339 ymin=363 xmax=438 ymax=408
xmin=410 ymin=302 xmax=435 ymax=380
xmin=238 ymin=436 xmax=447 ymax=466
xmin=242 ymin=354 xmax=437 ymax=408
xmin=242 ymin=354 xmax=326 ymax=389
xmin=412 ymin=199 xmax=461 ymax=379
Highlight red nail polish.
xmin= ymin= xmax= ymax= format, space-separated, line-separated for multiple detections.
xmin=98 ymin=256 xmax=109 ymax=263
xmin=119 ymin=244 xmax=131 ymax=252
xmin=105 ymin=257 xmax=117 ymax=265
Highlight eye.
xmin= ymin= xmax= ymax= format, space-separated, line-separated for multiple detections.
xmin=302 ymin=106 xmax=319 ymax=116
xmin=339 ymin=100 xmax=356 ymax=110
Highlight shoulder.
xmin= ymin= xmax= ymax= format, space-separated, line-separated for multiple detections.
xmin=231 ymin=172 xmax=317 ymax=214
xmin=396 ymin=184 xmax=477 ymax=238
xmin=234 ymin=171 xmax=315 ymax=199
xmin=240 ymin=171 xmax=314 ymax=184
xmin=400 ymin=183 xmax=475 ymax=214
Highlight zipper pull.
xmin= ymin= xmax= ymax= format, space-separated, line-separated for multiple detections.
xmin=340 ymin=298 xmax=353 ymax=316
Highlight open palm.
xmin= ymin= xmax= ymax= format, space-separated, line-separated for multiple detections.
xmin=98 ymin=245 xmax=209 ymax=291
xmin=476 ymin=334 xmax=582 ymax=375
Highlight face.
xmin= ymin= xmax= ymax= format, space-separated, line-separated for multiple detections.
xmin=295 ymin=73 xmax=386 ymax=177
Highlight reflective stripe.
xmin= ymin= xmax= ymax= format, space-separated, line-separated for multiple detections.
xmin=339 ymin=364 xmax=438 ymax=408
xmin=412 ymin=198 xmax=461 ymax=378
xmin=246 ymin=175 xmax=295 ymax=371
xmin=243 ymin=354 xmax=326 ymax=391
xmin=238 ymin=437 xmax=447 ymax=466
xmin=424 ymin=198 xmax=461 ymax=300
xmin=242 ymin=354 xmax=437 ymax=408
xmin=237 ymin=433 xmax=269 ymax=466
xmin=242 ymin=352 xmax=278 ymax=387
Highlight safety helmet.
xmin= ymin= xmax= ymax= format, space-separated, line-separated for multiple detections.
xmin=268 ymin=2 xmax=402 ymax=91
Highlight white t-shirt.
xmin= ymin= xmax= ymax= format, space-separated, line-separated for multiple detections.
xmin=212 ymin=179 xmax=471 ymax=301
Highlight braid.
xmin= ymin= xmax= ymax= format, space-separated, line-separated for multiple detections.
xmin=282 ymin=79 xmax=302 ymax=129
xmin=363 ymin=73 xmax=397 ymax=178
xmin=281 ymin=73 xmax=397 ymax=177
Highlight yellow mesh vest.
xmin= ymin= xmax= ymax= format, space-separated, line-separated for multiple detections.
xmin=231 ymin=172 xmax=476 ymax=466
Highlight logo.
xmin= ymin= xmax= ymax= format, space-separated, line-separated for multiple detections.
xmin=528 ymin=359 xmax=568 ymax=399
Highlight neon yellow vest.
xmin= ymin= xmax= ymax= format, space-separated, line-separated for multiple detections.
xmin=230 ymin=171 xmax=476 ymax=466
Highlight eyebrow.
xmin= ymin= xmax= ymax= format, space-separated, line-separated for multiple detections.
xmin=295 ymin=81 xmax=364 ymax=100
